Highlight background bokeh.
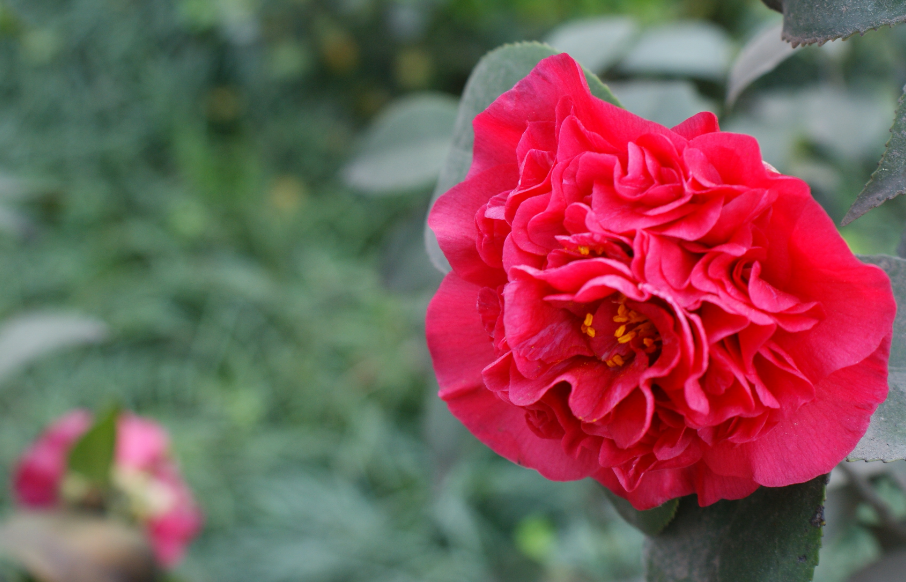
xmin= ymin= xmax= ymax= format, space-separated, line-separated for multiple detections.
xmin=0 ymin=0 xmax=903 ymax=580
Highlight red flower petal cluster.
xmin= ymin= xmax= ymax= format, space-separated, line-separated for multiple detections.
xmin=13 ymin=410 xmax=203 ymax=568
xmin=426 ymin=54 xmax=896 ymax=509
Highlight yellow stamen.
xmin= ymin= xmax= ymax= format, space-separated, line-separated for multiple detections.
xmin=605 ymin=359 xmax=616 ymax=368
xmin=613 ymin=316 xmax=629 ymax=323
xmin=643 ymin=338 xmax=654 ymax=348
xmin=614 ymin=324 xmax=627 ymax=338
xmin=584 ymin=313 xmax=594 ymax=327
xmin=618 ymin=332 xmax=636 ymax=344
xmin=612 ymin=354 xmax=625 ymax=366
xmin=578 ymin=246 xmax=590 ymax=256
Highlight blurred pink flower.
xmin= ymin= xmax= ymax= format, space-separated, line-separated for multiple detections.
xmin=12 ymin=410 xmax=203 ymax=568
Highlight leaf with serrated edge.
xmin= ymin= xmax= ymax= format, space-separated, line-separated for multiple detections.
xmin=848 ymin=255 xmax=906 ymax=461
xmin=645 ymin=476 xmax=826 ymax=582
xmin=604 ymin=489 xmax=679 ymax=536
xmin=782 ymin=0 xmax=906 ymax=47
xmin=424 ymin=42 xmax=620 ymax=273
xmin=843 ymin=87 xmax=906 ymax=225
xmin=67 ymin=407 xmax=118 ymax=487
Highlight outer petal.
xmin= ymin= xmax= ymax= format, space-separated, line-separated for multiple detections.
xmin=426 ymin=273 xmax=498 ymax=394
xmin=751 ymin=337 xmax=889 ymax=487
xmin=473 ymin=53 xmax=686 ymax=170
xmin=427 ymin=273 xmax=599 ymax=479
xmin=766 ymin=182 xmax=896 ymax=381
xmin=703 ymin=336 xmax=890 ymax=487
xmin=671 ymin=112 xmax=720 ymax=141
xmin=443 ymin=380 xmax=601 ymax=480
xmin=594 ymin=465 xmax=695 ymax=510
xmin=429 ymin=166 xmax=514 ymax=287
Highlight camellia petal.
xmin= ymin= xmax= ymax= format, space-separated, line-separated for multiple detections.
xmin=426 ymin=53 xmax=896 ymax=509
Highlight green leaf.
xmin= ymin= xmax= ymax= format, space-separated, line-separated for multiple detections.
xmin=847 ymin=255 xmax=906 ymax=461
xmin=842 ymin=87 xmax=906 ymax=226
xmin=67 ymin=407 xmax=118 ymax=486
xmin=782 ymin=0 xmax=906 ymax=47
xmin=645 ymin=476 xmax=827 ymax=582
xmin=608 ymin=80 xmax=715 ymax=129
xmin=726 ymin=22 xmax=797 ymax=106
xmin=603 ymin=489 xmax=679 ymax=536
xmin=342 ymin=93 xmax=460 ymax=195
xmin=0 ymin=312 xmax=108 ymax=386
xmin=618 ymin=21 xmax=734 ymax=81
xmin=544 ymin=16 xmax=638 ymax=73
xmin=424 ymin=42 xmax=620 ymax=273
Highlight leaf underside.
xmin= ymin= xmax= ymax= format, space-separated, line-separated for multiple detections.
xmin=604 ymin=489 xmax=679 ymax=536
xmin=342 ymin=93 xmax=460 ymax=195
xmin=726 ymin=23 xmax=797 ymax=107
xmin=843 ymin=87 xmax=906 ymax=225
xmin=424 ymin=42 xmax=620 ymax=273
xmin=644 ymin=476 xmax=827 ymax=582
xmin=782 ymin=0 xmax=906 ymax=47
xmin=848 ymin=255 xmax=906 ymax=461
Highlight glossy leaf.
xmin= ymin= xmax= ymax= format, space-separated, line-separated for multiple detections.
xmin=0 ymin=312 xmax=108 ymax=385
xmin=424 ymin=42 xmax=620 ymax=273
xmin=644 ymin=476 xmax=827 ymax=582
xmin=604 ymin=489 xmax=679 ymax=536
xmin=67 ymin=407 xmax=118 ymax=486
xmin=342 ymin=93 xmax=460 ymax=195
xmin=544 ymin=16 xmax=637 ymax=73
xmin=843 ymin=88 xmax=906 ymax=225
xmin=726 ymin=22 xmax=797 ymax=106
xmin=782 ymin=0 xmax=906 ymax=47
xmin=619 ymin=21 xmax=733 ymax=81
xmin=848 ymin=255 xmax=906 ymax=461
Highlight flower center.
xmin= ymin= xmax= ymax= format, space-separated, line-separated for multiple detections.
xmin=612 ymin=299 xmax=659 ymax=352
xmin=580 ymin=313 xmax=597 ymax=338
xmin=581 ymin=294 xmax=662 ymax=369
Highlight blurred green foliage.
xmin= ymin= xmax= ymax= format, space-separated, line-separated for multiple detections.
xmin=0 ymin=0 xmax=901 ymax=580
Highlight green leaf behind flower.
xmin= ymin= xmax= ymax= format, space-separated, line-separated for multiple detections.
xmin=781 ymin=0 xmax=906 ymax=47
xmin=603 ymin=489 xmax=679 ymax=536
xmin=424 ymin=42 xmax=620 ymax=273
xmin=67 ymin=407 xmax=118 ymax=487
xmin=644 ymin=476 xmax=827 ymax=582
xmin=342 ymin=93 xmax=460 ymax=196
xmin=843 ymin=88 xmax=906 ymax=226
xmin=849 ymin=254 xmax=906 ymax=461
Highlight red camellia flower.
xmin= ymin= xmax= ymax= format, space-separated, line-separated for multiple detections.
xmin=13 ymin=410 xmax=204 ymax=568
xmin=426 ymin=53 xmax=896 ymax=510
